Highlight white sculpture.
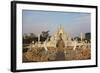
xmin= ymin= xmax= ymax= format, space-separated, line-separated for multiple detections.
xmin=26 ymin=25 xmax=90 ymax=52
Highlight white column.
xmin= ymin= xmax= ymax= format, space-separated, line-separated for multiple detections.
xmin=44 ymin=41 xmax=48 ymax=52
xmin=38 ymin=34 xmax=40 ymax=43
xmin=73 ymin=40 xmax=77 ymax=50
xmin=80 ymin=32 xmax=83 ymax=42
xmin=38 ymin=34 xmax=40 ymax=47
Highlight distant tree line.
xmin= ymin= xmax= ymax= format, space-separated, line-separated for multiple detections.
xmin=23 ymin=31 xmax=91 ymax=44
xmin=23 ymin=31 xmax=50 ymax=44
xmin=73 ymin=32 xmax=91 ymax=42
xmin=85 ymin=33 xmax=91 ymax=42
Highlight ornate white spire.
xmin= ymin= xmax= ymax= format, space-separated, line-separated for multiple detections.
xmin=58 ymin=24 xmax=64 ymax=35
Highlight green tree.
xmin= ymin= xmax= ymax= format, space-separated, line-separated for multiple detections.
xmin=85 ymin=33 xmax=91 ymax=42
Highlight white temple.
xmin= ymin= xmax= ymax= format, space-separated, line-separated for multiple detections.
xmin=45 ymin=24 xmax=71 ymax=48
xmin=23 ymin=24 xmax=91 ymax=62
xmin=27 ymin=24 xmax=90 ymax=51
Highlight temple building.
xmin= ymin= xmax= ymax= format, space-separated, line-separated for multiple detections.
xmin=23 ymin=25 xmax=91 ymax=62
xmin=29 ymin=24 xmax=88 ymax=51
xmin=44 ymin=24 xmax=71 ymax=48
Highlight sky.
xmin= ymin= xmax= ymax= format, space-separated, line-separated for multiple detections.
xmin=22 ymin=10 xmax=91 ymax=37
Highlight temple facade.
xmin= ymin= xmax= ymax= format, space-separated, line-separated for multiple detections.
xmin=44 ymin=25 xmax=71 ymax=48
xmin=28 ymin=24 xmax=89 ymax=51
xmin=23 ymin=25 xmax=91 ymax=62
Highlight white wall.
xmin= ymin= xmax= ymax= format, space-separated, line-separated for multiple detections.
xmin=0 ymin=0 xmax=99 ymax=73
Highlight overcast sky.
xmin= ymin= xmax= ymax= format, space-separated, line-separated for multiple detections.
xmin=22 ymin=10 xmax=91 ymax=37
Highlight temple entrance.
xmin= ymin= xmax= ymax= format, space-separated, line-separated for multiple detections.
xmin=55 ymin=33 xmax=65 ymax=60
